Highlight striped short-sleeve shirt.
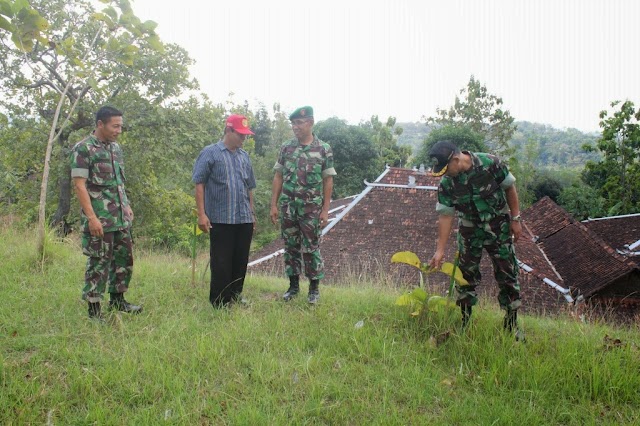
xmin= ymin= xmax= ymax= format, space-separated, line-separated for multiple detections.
xmin=192 ymin=141 xmax=256 ymax=224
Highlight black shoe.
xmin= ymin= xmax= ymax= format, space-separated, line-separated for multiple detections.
xmin=283 ymin=275 xmax=300 ymax=301
xmin=504 ymin=310 xmax=525 ymax=342
xmin=88 ymin=302 xmax=103 ymax=320
xmin=461 ymin=304 xmax=472 ymax=328
xmin=109 ymin=293 xmax=143 ymax=314
xmin=308 ymin=279 xmax=320 ymax=304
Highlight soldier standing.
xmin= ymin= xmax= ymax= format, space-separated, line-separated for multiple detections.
xmin=270 ymin=106 xmax=336 ymax=304
xmin=71 ymin=106 xmax=142 ymax=319
xmin=427 ymin=140 xmax=523 ymax=338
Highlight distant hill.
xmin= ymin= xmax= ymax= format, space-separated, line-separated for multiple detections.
xmin=510 ymin=121 xmax=600 ymax=168
xmin=397 ymin=121 xmax=601 ymax=168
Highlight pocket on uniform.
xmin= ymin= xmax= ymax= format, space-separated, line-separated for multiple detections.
xmin=91 ymin=161 xmax=115 ymax=186
xmin=82 ymin=234 xmax=104 ymax=257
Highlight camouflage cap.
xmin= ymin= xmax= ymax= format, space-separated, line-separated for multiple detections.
xmin=289 ymin=106 xmax=314 ymax=120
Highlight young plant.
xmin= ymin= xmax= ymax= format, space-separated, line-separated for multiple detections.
xmin=391 ymin=251 xmax=467 ymax=316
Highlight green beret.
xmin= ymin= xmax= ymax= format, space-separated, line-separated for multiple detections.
xmin=289 ymin=106 xmax=314 ymax=120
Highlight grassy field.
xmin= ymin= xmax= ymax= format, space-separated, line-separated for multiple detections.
xmin=1 ymin=226 xmax=639 ymax=425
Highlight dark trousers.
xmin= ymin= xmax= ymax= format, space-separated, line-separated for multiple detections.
xmin=209 ymin=223 xmax=253 ymax=306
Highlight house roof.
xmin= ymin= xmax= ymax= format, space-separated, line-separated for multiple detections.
xmin=582 ymin=213 xmax=640 ymax=265
xmin=250 ymin=167 xmax=572 ymax=313
xmin=523 ymin=197 xmax=640 ymax=298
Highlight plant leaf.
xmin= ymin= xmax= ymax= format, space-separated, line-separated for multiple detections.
xmin=426 ymin=295 xmax=457 ymax=312
xmin=440 ymin=262 xmax=468 ymax=284
xmin=391 ymin=251 xmax=421 ymax=269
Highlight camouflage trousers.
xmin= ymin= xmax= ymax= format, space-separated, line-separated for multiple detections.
xmin=81 ymin=228 xmax=133 ymax=303
xmin=280 ymin=198 xmax=324 ymax=280
xmin=456 ymin=214 xmax=521 ymax=311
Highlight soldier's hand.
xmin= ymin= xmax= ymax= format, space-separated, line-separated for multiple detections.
xmin=428 ymin=250 xmax=444 ymax=270
xmin=198 ymin=215 xmax=211 ymax=233
xmin=511 ymin=221 xmax=522 ymax=242
xmin=124 ymin=205 xmax=134 ymax=223
xmin=320 ymin=209 xmax=329 ymax=228
xmin=88 ymin=217 xmax=104 ymax=238
xmin=270 ymin=205 xmax=279 ymax=225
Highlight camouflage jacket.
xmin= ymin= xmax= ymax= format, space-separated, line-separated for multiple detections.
xmin=274 ymin=135 xmax=337 ymax=204
xmin=436 ymin=151 xmax=515 ymax=224
xmin=70 ymin=134 xmax=131 ymax=233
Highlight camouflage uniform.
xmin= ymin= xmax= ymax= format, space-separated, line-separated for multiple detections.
xmin=436 ymin=152 xmax=521 ymax=311
xmin=71 ymin=135 xmax=133 ymax=303
xmin=274 ymin=136 xmax=337 ymax=280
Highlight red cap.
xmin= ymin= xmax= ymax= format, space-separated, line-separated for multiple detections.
xmin=226 ymin=114 xmax=254 ymax=135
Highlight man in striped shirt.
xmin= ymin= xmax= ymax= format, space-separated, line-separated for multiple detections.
xmin=192 ymin=115 xmax=257 ymax=307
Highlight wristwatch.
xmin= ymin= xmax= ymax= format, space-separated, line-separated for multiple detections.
xmin=511 ymin=214 xmax=522 ymax=222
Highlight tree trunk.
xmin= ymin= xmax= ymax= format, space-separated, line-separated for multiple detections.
xmin=50 ymin=152 xmax=72 ymax=236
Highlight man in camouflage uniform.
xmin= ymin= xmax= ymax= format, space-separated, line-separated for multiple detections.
xmin=71 ymin=106 xmax=142 ymax=319
xmin=270 ymin=106 xmax=337 ymax=304
xmin=427 ymin=140 xmax=523 ymax=338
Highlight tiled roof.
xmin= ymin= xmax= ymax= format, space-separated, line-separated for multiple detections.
xmin=582 ymin=214 xmax=640 ymax=266
xmin=523 ymin=197 xmax=640 ymax=298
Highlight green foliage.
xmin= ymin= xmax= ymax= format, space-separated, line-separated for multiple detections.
xmin=558 ymin=183 xmax=606 ymax=220
xmin=531 ymin=173 xmax=563 ymax=203
xmin=314 ymin=117 xmax=380 ymax=198
xmin=426 ymin=76 xmax=517 ymax=157
xmin=0 ymin=0 xmax=49 ymax=52
xmin=582 ymin=100 xmax=640 ymax=215
xmin=364 ymin=115 xmax=410 ymax=168
xmin=414 ymin=124 xmax=487 ymax=167
xmin=0 ymin=0 xmax=198 ymax=235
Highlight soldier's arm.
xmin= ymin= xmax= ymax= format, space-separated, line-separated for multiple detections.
xmin=72 ymin=177 xmax=104 ymax=237
xmin=505 ymin=185 xmax=522 ymax=242
xmin=320 ymin=175 xmax=333 ymax=227
xmin=429 ymin=214 xmax=454 ymax=270
xmin=270 ymin=171 xmax=283 ymax=225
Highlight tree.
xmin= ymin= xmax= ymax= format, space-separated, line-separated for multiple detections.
xmin=314 ymin=117 xmax=379 ymax=198
xmin=531 ymin=173 xmax=563 ymax=203
xmin=426 ymin=76 xmax=516 ymax=157
xmin=559 ymin=184 xmax=606 ymax=220
xmin=582 ymin=100 xmax=640 ymax=215
xmin=508 ymin=137 xmax=540 ymax=208
xmin=0 ymin=0 xmax=196 ymax=253
xmin=414 ymin=124 xmax=487 ymax=167
xmin=365 ymin=115 xmax=409 ymax=168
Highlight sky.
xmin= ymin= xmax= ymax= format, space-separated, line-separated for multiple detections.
xmin=131 ymin=0 xmax=639 ymax=133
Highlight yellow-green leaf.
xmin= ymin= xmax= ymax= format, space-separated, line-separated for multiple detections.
xmin=409 ymin=287 xmax=428 ymax=303
xmin=146 ymin=34 xmax=163 ymax=52
xmin=0 ymin=15 xmax=12 ymax=32
xmin=395 ymin=293 xmax=414 ymax=306
xmin=440 ymin=262 xmax=468 ymax=285
xmin=391 ymin=251 xmax=421 ymax=269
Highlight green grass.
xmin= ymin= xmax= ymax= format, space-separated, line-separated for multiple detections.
xmin=1 ymin=226 xmax=639 ymax=425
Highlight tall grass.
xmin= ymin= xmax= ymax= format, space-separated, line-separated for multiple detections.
xmin=1 ymin=227 xmax=639 ymax=425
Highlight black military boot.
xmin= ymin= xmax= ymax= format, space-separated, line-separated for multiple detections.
xmin=109 ymin=292 xmax=143 ymax=314
xmin=283 ymin=275 xmax=300 ymax=301
xmin=504 ymin=309 xmax=525 ymax=341
xmin=308 ymin=279 xmax=320 ymax=304
xmin=461 ymin=304 xmax=472 ymax=328
xmin=88 ymin=302 xmax=103 ymax=320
